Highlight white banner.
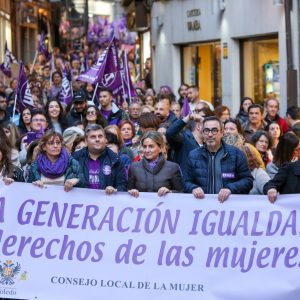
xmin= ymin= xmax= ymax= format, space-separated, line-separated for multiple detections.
xmin=0 ymin=183 xmax=299 ymax=300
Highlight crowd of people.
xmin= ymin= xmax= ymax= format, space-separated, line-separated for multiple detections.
xmin=0 ymin=51 xmax=300 ymax=204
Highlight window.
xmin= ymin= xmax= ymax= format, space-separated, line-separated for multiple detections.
xmin=182 ymin=41 xmax=221 ymax=106
xmin=241 ymin=37 xmax=279 ymax=103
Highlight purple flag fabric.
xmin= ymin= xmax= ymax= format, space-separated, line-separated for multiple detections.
xmin=16 ymin=62 xmax=34 ymax=112
xmin=98 ymin=39 xmax=123 ymax=96
xmin=77 ymin=37 xmax=122 ymax=87
xmin=59 ymin=63 xmax=73 ymax=106
xmin=181 ymin=97 xmax=191 ymax=117
xmin=37 ymin=32 xmax=50 ymax=61
xmin=0 ymin=42 xmax=17 ymax=78
xmin=77 ymin=47 xmax=109 ymax=84
xmin=121 ymin=50 xmax=136 ymax=100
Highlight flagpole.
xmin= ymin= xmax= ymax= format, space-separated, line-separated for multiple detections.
xmin=12 ymin=63 xmax=22 ymax=120
xmin=124 ymin=51 xmax=132 ymax=103
xmin=120 ymin=53 xmax=126 ymax=103
xmin=50 ymin=52 xmax=54 ymax=86
xmin=70 ymin=81 xmax=73 ymax=97
xmin=30 ymin=51 xmax=38 ymax=74
xmin=91 ymin=83 xmax=99 ymax=104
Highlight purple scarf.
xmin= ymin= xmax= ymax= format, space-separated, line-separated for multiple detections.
xmin=124 ymin=139 xmax=133 ymax=147
xmin=37 ymin=148 xmax=69 ymax=179
xmin=147 ymin=157 xmax=159 ymax=169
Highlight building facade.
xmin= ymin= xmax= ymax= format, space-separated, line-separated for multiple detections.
xmin=151 ymin=0 xmax=299 ymax=115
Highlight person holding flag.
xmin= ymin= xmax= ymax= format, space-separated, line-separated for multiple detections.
xmin=59 ymin=62 xmax=73 ymax=107
xmin=31 ymin=32 xmax=51 ymax=74
xmin=12 ymin=62 xmax=35 ymax=121
xmin=0 ymin=41 xmax=18 ymax=78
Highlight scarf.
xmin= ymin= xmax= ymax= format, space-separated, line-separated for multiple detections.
xmin=37 ymin=148 xmax=69 ymax=179
xmin=124 ymin=139 xmax=133 ymax=147
xmin=147 ymin=157 xmax=160 ymax=169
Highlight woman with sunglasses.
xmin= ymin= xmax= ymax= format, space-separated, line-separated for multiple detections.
xmin=83 ymin=104 xmax=107 ymax=129
xmin=28 ymin=130 xmax=83 ymax=191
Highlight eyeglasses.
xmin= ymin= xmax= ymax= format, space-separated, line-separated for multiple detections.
xmin=32 ymin=118 xmax=47 ymax=122
xmin=193 ymin=109 xmax=203 ymax=114
xmin=47 ymin=141 xmax=62 ymax=146
xmin=87 ymin=111 xmax=96 ymax=115
xmin=203 ymin=128 xmax=220 ymax=135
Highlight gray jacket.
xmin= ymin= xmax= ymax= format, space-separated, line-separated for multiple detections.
xmin=128 ymin=154 xmax=183 ymax=193
xmin=250 ymin=168 xmax=270 ymax=195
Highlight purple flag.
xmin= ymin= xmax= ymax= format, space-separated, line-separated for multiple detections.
xmin=0 ymin=42 xmax=17 ymax=78
xmin=181 ymin=97 xmax=191 ymax=117
xmin=59 ymin=63 xmax=73 ymax=106
xmin=121 ymin=50 xmax=136 ymax=100
xmin=77 ymin=48 xmax=109 ymax=84
xmin=37 ymin=32 xmax=50 ymax=61
xmin=97 ymin=38 xmax=123 ymax=97
xmin=77 ymin=37 xmax=121 ymax=86
xmin=16 ymin=62 xmax=34 ymax=112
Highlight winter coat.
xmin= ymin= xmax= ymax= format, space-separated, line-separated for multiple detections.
xmin=185 ymin=142 xmax=253 ymax=194
xmin=263 ymin=160 xmax=300 ymax=195
xmin=236 ymin=111 xmax=249 ymax=126
xmin=250 ymin=168 xmax=270 ymax=195
xmin=100 ymin=102 xmax=124 ymax=126
xmin=266 ymin=162 xmax=279 ymax=179
xmin=128 ymin=154 xmax=183 ymax=193
xmin=73 ymin=146 xmax=127 ymax=191
xmin=66 ymin=107 xmax=85 ymax=127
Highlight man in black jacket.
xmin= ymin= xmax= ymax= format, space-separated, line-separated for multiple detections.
xmin=73 ymin=124 xmax=127 ymax=194
xmin=66 ymin=91 xmax=87 ymax=126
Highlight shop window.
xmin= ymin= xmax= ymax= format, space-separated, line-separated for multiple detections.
xmin=241 ymin=37 xmax=279 ymax=103
xmin=182 ymin=41 xmax=221 ymax=106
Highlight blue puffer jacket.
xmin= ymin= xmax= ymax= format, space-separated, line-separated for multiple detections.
xmin=185 ymin=141 xmax=253 ymax=194
xmin=73 ymin=146 xmax=127 ymax=191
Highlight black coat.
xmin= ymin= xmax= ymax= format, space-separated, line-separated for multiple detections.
xmin=128 ymin=154 xmax=183 ymax=193
xmin=263 ymin=160 xmax=300 ymax=194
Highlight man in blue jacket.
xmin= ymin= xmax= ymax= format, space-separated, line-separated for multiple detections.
xmin=73 ymin=124 xmax=127 ymax=194
xmin=185 ymin=116 xmax=253 ymax=202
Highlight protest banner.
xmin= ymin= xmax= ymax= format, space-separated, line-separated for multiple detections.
xmin=0 ymin=183 xmax=299 ymax=300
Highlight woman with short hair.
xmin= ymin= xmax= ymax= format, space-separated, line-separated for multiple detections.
xmin=28 ymin=130 xmax=83 ymax=191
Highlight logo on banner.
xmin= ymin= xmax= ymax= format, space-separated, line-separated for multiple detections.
xmin=0 ymin=260 xmax=21 ymax=285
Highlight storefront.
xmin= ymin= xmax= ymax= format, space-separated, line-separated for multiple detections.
xmin=241 ymin=36 xmax=279 ymax=104
xmin=151 ymin=0 xmax=293 ymax=114
xmin=182 ymin=41 xmax=222 ymax=106
xmin=14 ymin=0 xmax=52 ymax=65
